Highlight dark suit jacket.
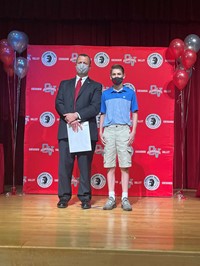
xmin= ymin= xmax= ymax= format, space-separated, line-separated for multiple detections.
xmin=55 ymin=77 xmax=102 ymax=141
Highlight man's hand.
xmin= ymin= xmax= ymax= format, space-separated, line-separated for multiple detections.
xmin=63 ymin=113 xmax=78 ymax=123
xmin=63 ymin=113 xmax=68 ymax=122
xmin=70 ymin=120 xmax=82 ymax=132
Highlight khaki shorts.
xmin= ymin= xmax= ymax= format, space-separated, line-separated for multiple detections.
xmin=103 ymin=125 xmax=133 ymax=168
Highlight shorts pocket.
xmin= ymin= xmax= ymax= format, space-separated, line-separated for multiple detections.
xmin=127 ymin=146 xmax=134 ymax=155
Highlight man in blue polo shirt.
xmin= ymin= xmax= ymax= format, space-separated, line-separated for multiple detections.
xmin=99 ymin=64 xmax=138 ymax=211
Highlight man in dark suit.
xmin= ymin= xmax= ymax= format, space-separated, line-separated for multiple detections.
xmin=55 ymin=54 xmax=102 ymax=209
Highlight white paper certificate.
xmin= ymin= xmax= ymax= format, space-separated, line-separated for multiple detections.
xmin=67 ymin=121 xmax=92 ymax=153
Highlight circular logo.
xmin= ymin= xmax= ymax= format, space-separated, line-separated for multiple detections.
xmin=124 ymin=83 xmax=136 ymax=91
xmin=91 ymin=174 xmax=106 ymax=189
xmin=37 ymin=172 xmax=53 ymax=188
xmin=147 ymin=53 xmax=163 ymax=68
xmin=70 ymin=52 xmax=78 ymax=63
xmin=145 ymin=114 xmax=161 ymax=129
xmin=41 ymin=51 xmax=57 ymax=66
xmin=94 ymin=52 xmax=110 ymax=67
xmin=40 ymin=112 xmax=55 ymax=127
xmin=144 ymin=175 xmax=160 ymax=191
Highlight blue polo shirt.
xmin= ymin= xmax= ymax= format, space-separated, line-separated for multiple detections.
xmin=100 ymin=86 xmax=138 ymax=127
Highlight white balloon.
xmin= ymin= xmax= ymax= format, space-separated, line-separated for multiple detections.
xmin=184 ymin=34 xmax=200 ymax=53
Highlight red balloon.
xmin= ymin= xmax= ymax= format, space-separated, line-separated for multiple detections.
xmin=0 ymin=39 xmax=9 ymax=48
xmin=176 ymin=63 xmax=192 ymax=78
xmin=173 ymin=69 xmax=189 ymax=90
xmin=3 ymin=64 xmax=14 ymax=77
xmin=182 ymin=49 xmax=197 ymax=69
xmin=169 ymin=38 xmax=185 ymax=59
xmin=0 ymin=45 xmax=15 ymax=66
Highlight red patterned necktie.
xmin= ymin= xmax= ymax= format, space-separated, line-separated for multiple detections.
xmin=74 ymin=78 xmax=82 ymax=103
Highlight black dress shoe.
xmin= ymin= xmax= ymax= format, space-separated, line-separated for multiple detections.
xmin=57 ymin=200 xmax=68 ymax=208
xmin=81 ymin=201 xmax=91 ymax=209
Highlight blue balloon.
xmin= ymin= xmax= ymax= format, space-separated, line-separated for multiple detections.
xmin=14 ymin=57 xmax=29 ymax=79
xmin=7 ymin=30 xmax=29 ymax=54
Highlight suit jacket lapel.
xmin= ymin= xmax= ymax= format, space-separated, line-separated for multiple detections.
xmin=68 ymin=78 xmax=76 ymax=100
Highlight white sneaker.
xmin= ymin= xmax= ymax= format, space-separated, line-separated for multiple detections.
xmin=103 ymin=197 xmax=116 ymax=210
xmin=121 ymin=197 xmax=132 ymax=211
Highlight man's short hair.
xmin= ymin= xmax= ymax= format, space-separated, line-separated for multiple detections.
xmin=110 ymin=64 xmax=124 ymax=75
xmin=76 ymin=53 xmax=91 ymax=66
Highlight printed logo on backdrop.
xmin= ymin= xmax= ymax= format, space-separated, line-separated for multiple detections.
xmin=31 ymin=83 xmax=57 ymax=96
xmin=147 ymin=146 xmax=161 ymax=158
xmin=144 ymin=175 xmax=160 ymax=191
xmin=40 ymin=112 xmax=55 ymax=127
xmin=43 ymin=83 xmax=57 ymax=95
xmin=145 ymin=114 xmax=161 ymax=129
xmin=94 ymin=52 xmax=110 ymax=67
xmin=149 ymin=85 xmax=163 ymax=97
xmin=124 ymin=83 xmax=136 ymax=91
xmin=70 ymin=53 xmax=78 ymax=63
xmin=71 ymin=176 xmax=79 ymax=187
xmin=147 ymin=53 xmax=163 ymax=68
xmin=118 ymin=178 xmax=133 ymax=188
xmin=128 ymin=178 xmax=134 ymax=188
xmin=95 ymin=144 xmax=104 ymax=156
xmin=41 ymin=144 xmax=55 ymax=156
xmin=37 ymin=172 xmax=53 ymax=188
xmin=123 ymin=54 xmax=137 ymax=66
xmin=28 ymin=53 xmax=40 ymax=61
xmin=102 ymin=85 xmax=110 ymax=91
xmin=41 ymin=51 xmax=57 ymax=66
xmin=23 ymin=176 xmax=27 ymax=184
xmin=25 ymin=115 xmax=30 ymax=125
xmin=91 ymin=174 xmax=106 ymax=189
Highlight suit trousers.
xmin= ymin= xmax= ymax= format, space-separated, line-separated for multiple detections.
xmin=58 ymin=139 xmax=96 ymax=202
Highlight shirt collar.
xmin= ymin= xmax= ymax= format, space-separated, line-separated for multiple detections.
xmin=111 ymin=86 xmax=126 ymax=93
xmin=76 ymin=75 xmax=88 ymax=83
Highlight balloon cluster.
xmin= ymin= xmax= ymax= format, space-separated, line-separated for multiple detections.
xmin=169 ymin=34 xmax=200 ymax=90
xmin=0 ymin=30 xmax=29 ymax=78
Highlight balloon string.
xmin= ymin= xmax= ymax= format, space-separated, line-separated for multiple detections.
xmin=9 ymin=77 xmax=22 ymax=195
xmin=15 ymin=78 xmax=21 ymax=138
xmin=175 ymin=68 xmax=192 ymax=200
xmin=180 ymin=90 xmax=185 ymax=192
xmin=7 ymin=74 xmax=16 ymax=193
xmin=13 ymin=51 xmax=17 ymax=140
xmin=180 ymin=77 xmax=192 ymax=190
xmin=184 ymin=75 xmax=192 ymax=126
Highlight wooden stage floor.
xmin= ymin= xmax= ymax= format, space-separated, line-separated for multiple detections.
xmin=0 ymin=189 xmax=200 ymax=266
